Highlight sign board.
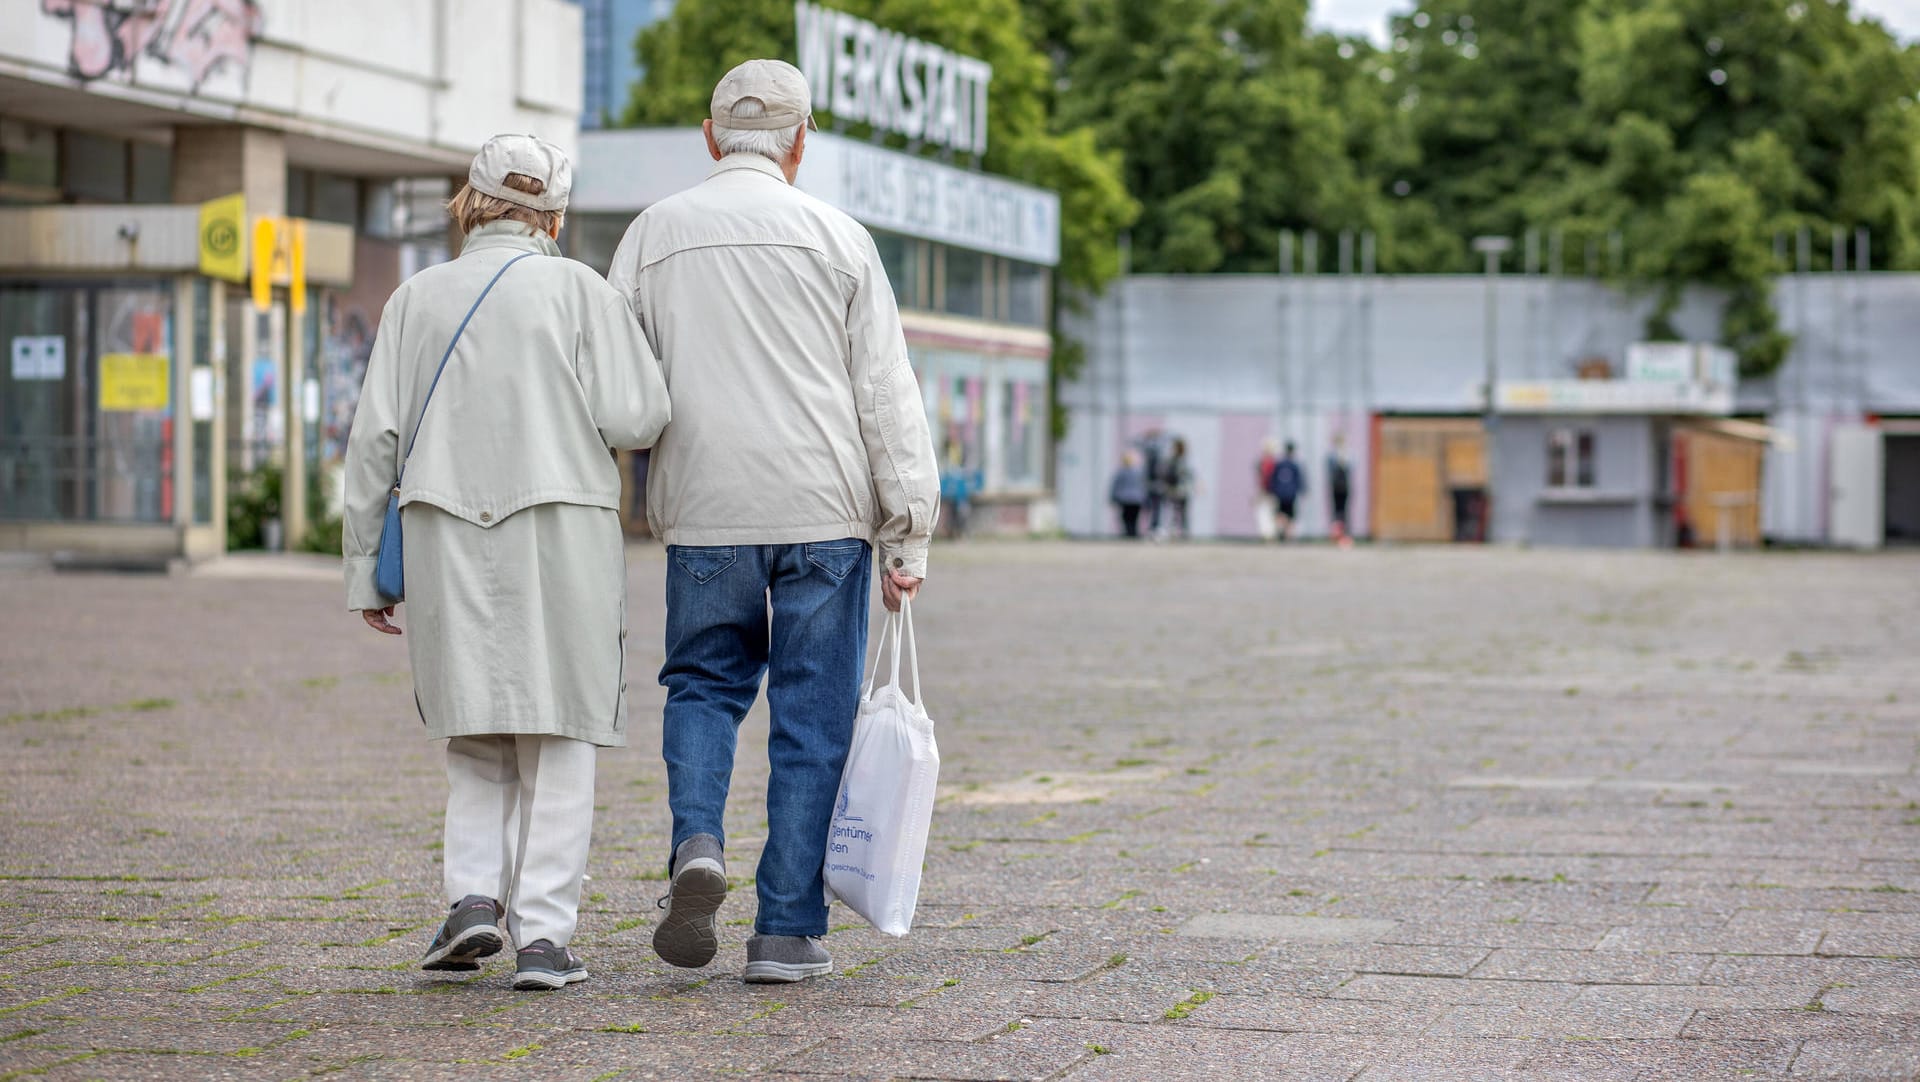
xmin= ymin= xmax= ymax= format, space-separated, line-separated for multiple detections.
xmin=100 ymin=353 xmax=171 ymax=411
xmin=1496 ymin=379 xmax=1734 ymax=415
xmin=1626 ymin=342 xmax=1738 ymax=386
xmin=198 ymin=193 xmax=247 ymax=282
xmin=190 ymin=367 xmax=217 ymax=421
xmin=803 ymin=133 xmax=1059 ymax=265
xmin=252 ymin=218 xmax=276 ymax=311
xmin=795 ymin=1 xmax=994 ymax=156
xmin=10 ymin=336 xmax=65 ymax=381
xmin=1625 ymin=342 xmax=1692 ymax=383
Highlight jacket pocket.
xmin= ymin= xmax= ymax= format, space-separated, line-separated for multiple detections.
xmin=804 ymin=540 xmax=867 ymax=582
xmin=671 ymin=545 xmax=737 ymax=585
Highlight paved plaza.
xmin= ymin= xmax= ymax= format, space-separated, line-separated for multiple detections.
xmin=1 ymin=541 xmax=1917 ymax=1080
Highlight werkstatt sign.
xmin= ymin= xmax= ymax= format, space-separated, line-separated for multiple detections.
xmin=100 ymin=353 xmax=171 ymax=412
xmin=796 ymin=1 xmax=993 ymax=156
xmin=198 ymin=193 xmax=247 ymax=282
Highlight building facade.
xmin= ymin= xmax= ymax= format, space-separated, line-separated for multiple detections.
xmin=577 ymin=0 xmax=674 ymax=130
xmin=1061 ymin=270 xmax=1920 ymax=549
xmin=0 ymin=0 xmax=582 ymax=562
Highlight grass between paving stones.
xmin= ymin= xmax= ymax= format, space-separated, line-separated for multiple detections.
xmin=1163 ymin=991 xmax=1215 ymax=1021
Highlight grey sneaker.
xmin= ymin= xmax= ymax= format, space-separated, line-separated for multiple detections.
xmin=512 ymin=939 xmax=588 ymax=990
xmin=652 ymin=834 xmax=727 ymax=969
xmin=743 ymin=934 xmax=832 ymax=984
xmin=420 ymin=895 xmax=503 ymax=972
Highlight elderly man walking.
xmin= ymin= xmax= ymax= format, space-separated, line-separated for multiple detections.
xmin=607 ymin=59 xmax=939 ymax=984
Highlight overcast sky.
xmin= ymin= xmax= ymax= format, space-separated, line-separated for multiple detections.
xmin=1311 ymin=0 xmax=1920 ymax=43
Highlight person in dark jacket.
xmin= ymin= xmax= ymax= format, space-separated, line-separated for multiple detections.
xmin=1110 ymin=452 xmax=1148 ymax=539
xmin=1327 ymin=435 xmax=1354 ymax=549
xmin=1267 ymin=441 xmax=1306 ymax=541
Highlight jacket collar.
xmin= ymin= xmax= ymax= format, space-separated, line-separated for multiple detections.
xmin=708 ymin=152 xmax=790 ymax=184
xmin=461 ymin=219 xmax=561 ymax=258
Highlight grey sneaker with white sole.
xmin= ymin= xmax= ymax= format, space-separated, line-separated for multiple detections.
xmin=743 ymin=934 xmax=832 ymax=984
xmin=512 ymin=939 xmax=588 ymax=990
xmin=420 ymin=895 xmax=504 ymax=972
xmin=652 ymin=834 xmax=727 ymax=968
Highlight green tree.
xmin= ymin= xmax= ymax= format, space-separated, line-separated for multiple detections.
xmin=1392 ymin=0 xmax=1920 ymax=375
xmin=1048 ymin=0 xmax=1430 ymax=272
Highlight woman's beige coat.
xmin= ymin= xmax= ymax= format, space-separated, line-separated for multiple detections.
xmin=342 ymin=222 xmax=669 ymax=745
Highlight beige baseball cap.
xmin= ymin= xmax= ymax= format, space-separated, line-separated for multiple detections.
xmin=468 ymin=134 xmax=572 ymax=212
xmin=710 ymin=59 xmax=818 ymax=132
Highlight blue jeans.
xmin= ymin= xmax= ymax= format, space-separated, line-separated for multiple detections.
xmin=660 ymin=540 xmax=872 ymax=937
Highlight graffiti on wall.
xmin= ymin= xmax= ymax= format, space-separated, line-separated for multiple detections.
xmin=41 ymin=0 xmax=263 ymax=91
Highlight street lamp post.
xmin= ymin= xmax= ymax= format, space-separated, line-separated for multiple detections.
xmin=1472 ymin=236 xmax=1512 ymax=542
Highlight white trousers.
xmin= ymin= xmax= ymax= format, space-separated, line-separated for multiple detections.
xmin=443 ymin=735 xmax=596 ymax=949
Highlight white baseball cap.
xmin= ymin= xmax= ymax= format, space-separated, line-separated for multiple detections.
xmin=468 ymin=134 xmax=572 ymax=212
xmin=710 ymin=59 xmax=818 ymax=132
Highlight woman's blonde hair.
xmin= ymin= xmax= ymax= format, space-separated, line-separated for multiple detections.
xmin=446 ymin=172 xmax=562 ymax=236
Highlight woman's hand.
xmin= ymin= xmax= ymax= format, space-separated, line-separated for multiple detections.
xmin=361 ymin=607 xmax=403 ymax=636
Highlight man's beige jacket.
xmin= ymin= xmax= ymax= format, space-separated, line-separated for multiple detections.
xmin=606 ymin=153 xmax=939 ymax=577
xmin=342 ymin=222 xmax=669 ymax=610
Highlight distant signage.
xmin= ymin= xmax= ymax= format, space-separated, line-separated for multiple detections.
xmin=1626 ymin=342 xmax=1736 ymax=385
xmin=10 ymin=336 xmax=65 ymax=381
xmin=795 ymin=1 xmax=994 ymax=156
xmin=804 ymin=133 xmax=1059 ymax=266
xmin=100 ymin=353 xmax=171 ymax=412
xmin=198 ymin=192 xmax=247 ymax=282
xmin=1497 ymin=380 xmax=1733 ymax=416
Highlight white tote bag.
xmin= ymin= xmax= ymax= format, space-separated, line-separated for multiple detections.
xmin=824 ymin=598 xmax=939 ymax=936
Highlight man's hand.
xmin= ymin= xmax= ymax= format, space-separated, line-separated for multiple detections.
xmin=881 ymin=569 xmax=922 ymax=613
xmin=361 ymin=606 xmax=403 ymax=636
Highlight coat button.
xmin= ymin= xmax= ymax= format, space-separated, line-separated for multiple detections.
xmin=479 ymin=511 xmax=492 ymax=523
xmin=892 ymin=557 xmax=904 ymax=568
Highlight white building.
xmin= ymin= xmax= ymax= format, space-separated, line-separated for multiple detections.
xmin=0 ymin=0 xmax=582 ymax=560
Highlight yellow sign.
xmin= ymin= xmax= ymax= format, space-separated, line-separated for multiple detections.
xmin=197 ymin=193 xmax=247 ymax=282
xmin=251 ymin=218 xmax=277 ymax=311
xmin=288 ymin=219 xmax=308 ymax=314
xmin=100 ymin=353 xmax=171 ymax=412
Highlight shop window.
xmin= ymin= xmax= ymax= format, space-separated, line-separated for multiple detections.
xmin=61 ymin=130 xmax=128 ymax=203
xmin=1008 ymin=260 xmax=1049 ymax=328
xmin=1548 ymin=428 xmax=1597 ymax=488
xmin=873 ymin=231 xmax=921 ymax=309
xmin=310 ymin=173 xmax=360 ymax=227
xmin=944 ymin=248 xmax=986 ymax=319
xmin=1 ymin=120 xmax=61 ymax=203
xmin=129 ymin=141 xmax=172 ymax=204
xmin=0 ymin=282 xmax=175 ymax=524
xmin=1001 ymin=361 xmax=1048 ymax=488
xmin=287 ymin=168 xmax=362 ymax=227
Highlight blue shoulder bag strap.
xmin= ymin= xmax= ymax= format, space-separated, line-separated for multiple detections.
xmin=394 ymin=250 xmax=536 ymax=492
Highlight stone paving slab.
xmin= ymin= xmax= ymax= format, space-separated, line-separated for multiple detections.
xmin=1 ymin=542 xmax=1917 ymax=1080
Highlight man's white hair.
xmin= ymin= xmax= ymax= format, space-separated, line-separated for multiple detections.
xmin=712 ymin=97 xmax=802 ymax=162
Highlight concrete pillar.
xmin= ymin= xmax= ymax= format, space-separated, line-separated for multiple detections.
xmin=170 ymin=126 xmax=286 ymax=217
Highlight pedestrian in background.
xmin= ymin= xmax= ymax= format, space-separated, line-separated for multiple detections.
xmin=1327 ymin=435 xmax=1354 ymax=549
xmin=1267 ymin=440 xmax=1306 ymax=541
xmin=940 ymin=449 xmax=978 ymax=539
xmin=1164 ymin=437 xmax=1195 ymax=540
xmin=1141 ymin=431 xmax=1168 ymax=538
xmin=606 ymin=59 xmax=940 ymax=985
xmin=1110 ymin=450 xmax=1147 ymax=538
xmin=342 ymin=134 xmax=670 ymax=991
xmin=1254 ymin=439 xmax=1280 ymax=541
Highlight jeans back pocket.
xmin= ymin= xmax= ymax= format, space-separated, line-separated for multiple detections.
xmin=671 ymin=545 xmax=737 ymax=585
xmin=804 ymin=541 xmax=867 ymax=582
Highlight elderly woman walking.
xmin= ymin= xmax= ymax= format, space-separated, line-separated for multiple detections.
xmin=342 ymin=134 xmax=668 ymax=991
